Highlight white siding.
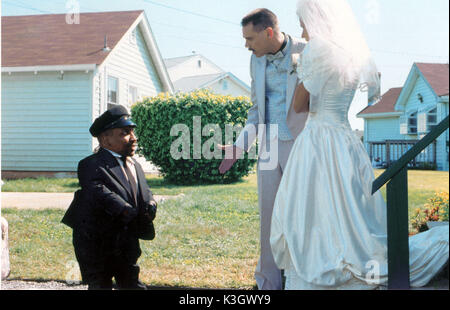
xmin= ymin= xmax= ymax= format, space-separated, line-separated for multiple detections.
xmin=1 ymin=71 xmax=93 ymax=171
xmin=97 ymin=25 xmax=166 ymax=173
xmin=92 ymin=69 xmax=103 ymax=120
xmin=206 ymin=77 xmax=250 ymax=98
xmin=168 ymin=56 xmax=223 ymax=83
xmin=103 ymin=25 xmax=164 ymax=109
xmin=91 ymin=69 xmax=104 ymax=151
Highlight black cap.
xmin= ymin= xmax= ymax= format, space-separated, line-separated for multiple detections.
xmin=89 ymin=105 xmax=136 ymax=137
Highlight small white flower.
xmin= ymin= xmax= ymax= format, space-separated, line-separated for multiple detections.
xmin=290 ymin=53 xmax=300 ymax=75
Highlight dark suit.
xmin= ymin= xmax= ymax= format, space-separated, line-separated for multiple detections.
xmin=63 ymin=148 xmax=156 ymax=290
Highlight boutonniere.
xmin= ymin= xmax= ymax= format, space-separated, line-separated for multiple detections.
xmin=290 ymin=53 xmax=300 ymax=75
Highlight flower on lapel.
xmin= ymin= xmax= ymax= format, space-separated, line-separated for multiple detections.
xmin=290 ymin=53 xmax=300 ymax=75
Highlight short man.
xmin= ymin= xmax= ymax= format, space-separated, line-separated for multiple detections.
xmin=219 ymin=8 xmax=308 ymax=290
xmin=62 ymin=105 xmax=157 ymax=290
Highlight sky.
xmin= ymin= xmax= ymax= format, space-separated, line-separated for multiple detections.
xmin=1 ymin=0 xmax=449 ymax=130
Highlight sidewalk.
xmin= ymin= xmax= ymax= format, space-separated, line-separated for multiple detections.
xmin=1 ymin=192 xmax=182 ymax=210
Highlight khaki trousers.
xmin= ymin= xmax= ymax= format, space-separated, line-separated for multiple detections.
xmin=255 ymin=139 xmax=294 ymax=290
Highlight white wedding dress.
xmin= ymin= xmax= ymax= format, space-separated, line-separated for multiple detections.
xmin=270 ymin=38 xmax=449 ymax=290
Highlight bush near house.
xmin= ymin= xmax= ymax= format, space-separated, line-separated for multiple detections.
xmin=409 ymin=162 xmax=438 ymax=171
xmin=131 ymin=90 xmax=256 ymax=185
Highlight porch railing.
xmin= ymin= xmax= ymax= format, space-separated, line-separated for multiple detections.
xmin=369 ymin=140 xmax=437 ymax=169
xmin=371 ymin=115 xmax=449 ymax=289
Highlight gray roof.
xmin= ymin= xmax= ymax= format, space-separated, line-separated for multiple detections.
xmin=164 ymin=55 xmax=197 ymax=69
xmin=172 ymin=73 xmax=226 ymax=92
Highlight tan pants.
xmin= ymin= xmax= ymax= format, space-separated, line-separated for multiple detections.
xmin=255 ymin=139 xmax=294 ymax=290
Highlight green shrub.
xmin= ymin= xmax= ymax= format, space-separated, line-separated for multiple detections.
xmin=131 ymin=90 xmax=257 ymax=185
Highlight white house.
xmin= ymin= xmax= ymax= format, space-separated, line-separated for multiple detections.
xmin=357 ymin=63 xmax=449 ymax=171
xmin=1 ymin=11 xmax=173 ymax=177
xmin=165 ymin=54 xmax=251 ymax=98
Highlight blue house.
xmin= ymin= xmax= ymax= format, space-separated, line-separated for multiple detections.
xmin=1 ymin=11 xmax=173 ymax=178
xmin=357 ymin=63 xmax=449 ymax=171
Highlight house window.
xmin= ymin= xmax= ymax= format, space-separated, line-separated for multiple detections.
xmin=427 ymin=108 xmax=437 ymax=132
xmin=222 ymin=80 xmax=228 ymax=91
xmin=198 ymin=60 xmax=202 ymax=68
xmin=129 ymin=85 xmax=138 ymax=106
xmin=108 ymin=76 xmax=119 ymax=106
xmin=408 ymin=112 xmax=417 ymax=134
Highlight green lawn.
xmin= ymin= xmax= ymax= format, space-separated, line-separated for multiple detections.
xmin=373 ymin=169 xmax=449 ymax=227
xmin=1 ymin=169 xmax=448 ymax=288
xmin=1 ymin=175 xmax=206 ymax=196
xmin=2 ymin=175 xmax=259 ymax=289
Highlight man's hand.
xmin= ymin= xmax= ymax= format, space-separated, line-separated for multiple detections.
xmin=121 ymin=205 xmax=138 ymax=225
xmin=218 ymin=144 xmax=244 ymax=174
xmin=144 ymin=201 xmax=157 ymax=221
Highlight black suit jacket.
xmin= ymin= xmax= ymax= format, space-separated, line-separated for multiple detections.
xmin=62 ymin=148 xmax=157 ymax=261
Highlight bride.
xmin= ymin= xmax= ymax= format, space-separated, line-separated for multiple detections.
xmin=270 ymin=0 xmax=448 ymax=289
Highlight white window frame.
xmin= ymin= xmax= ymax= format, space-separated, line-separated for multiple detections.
xmin=107 ymin=75 xmax=119 ymax=108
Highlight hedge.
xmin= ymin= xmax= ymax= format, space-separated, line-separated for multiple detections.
xmin=131 ymin=90 xmax=257 ymax=184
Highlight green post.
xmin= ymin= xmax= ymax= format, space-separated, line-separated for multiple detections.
xmin=386 ymin=167 xmax=410 ymax=289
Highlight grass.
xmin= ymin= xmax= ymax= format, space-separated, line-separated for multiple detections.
xmin=373 ymin=169 xmax=449 ymax=230
xmin=2 ymin=176 xmax=259 ymax=289
xmin=1 ymin=169 xmax=448 ymax=288
xmin=1 ymin=177 xmax=80 ymax=193
xmin=1 ymin=175 xmax=207 ymax=196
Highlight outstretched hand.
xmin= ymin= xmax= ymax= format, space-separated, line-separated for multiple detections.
xmin=218 ymin=144 xmax=244 ymax=174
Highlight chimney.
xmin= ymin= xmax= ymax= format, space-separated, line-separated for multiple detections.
xmin=102 ymin=35 xmax=111 ymax=52
xmin=368 ymin=72 xmax=381 ymax=106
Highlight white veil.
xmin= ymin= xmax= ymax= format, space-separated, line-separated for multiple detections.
xmin=296 ymin=0 xmax=380 ymax=102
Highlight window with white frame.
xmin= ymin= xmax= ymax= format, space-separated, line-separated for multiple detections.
xmin=408 ymin=112 xmax=417 ymax=134
xmin=418 ymin=112 xmax=427 ymax=133
xmin=427 ymin=108 xmax=437 ymax=132
xmin=129 ymin=85 xmax=138 ymax=106
xmin=108 ymin=76 xmax=119 ymax=108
